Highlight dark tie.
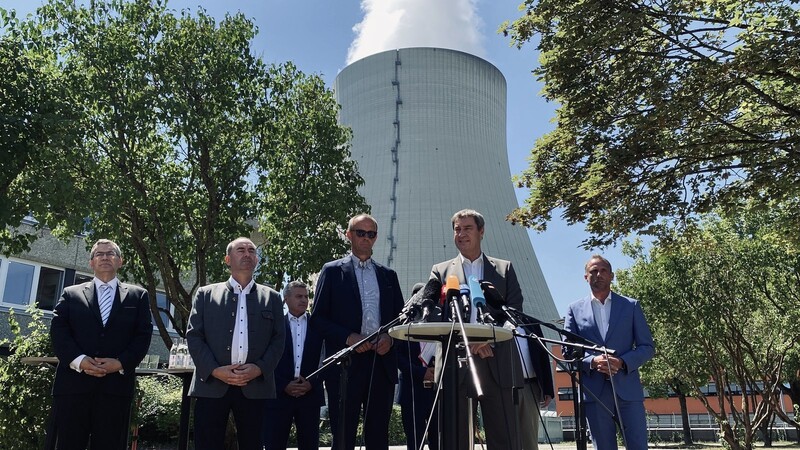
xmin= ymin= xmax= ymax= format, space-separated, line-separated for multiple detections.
xmin=99 ymin=284 xmax=113 ymax=325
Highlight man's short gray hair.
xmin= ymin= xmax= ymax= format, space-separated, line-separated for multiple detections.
xmin=282 ymin=280 xmax=308 ymax=298
xmin=89 ymin=239 xmax=122 ymax=259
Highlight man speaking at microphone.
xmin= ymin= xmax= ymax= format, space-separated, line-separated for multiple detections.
xmin=429 ymin=209 xmax=525 ymax=450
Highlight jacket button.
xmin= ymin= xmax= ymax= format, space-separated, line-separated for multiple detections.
xmin=226 ymin=346 xmax=231 ymax=351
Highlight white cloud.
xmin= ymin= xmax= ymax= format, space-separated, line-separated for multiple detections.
xmin=346 ymin=0 xmax=485 ymax=65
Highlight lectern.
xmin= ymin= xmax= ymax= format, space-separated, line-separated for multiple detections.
xmin=389 ymin=323 xmax=512 ymax=450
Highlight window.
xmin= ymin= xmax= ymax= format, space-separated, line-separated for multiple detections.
xmin=35 ymin=267 xmax=64 ymax=311
xmin=558 ymin=387 xmax=574 ymax=401
xmin=0 ymin=257 xmax=65 ymax=310
xmin=2 ymin=261 xmax=35 ymax=306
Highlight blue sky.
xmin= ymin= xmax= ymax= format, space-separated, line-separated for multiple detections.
xmin=3 ymin=0 xmax=636 ymax=317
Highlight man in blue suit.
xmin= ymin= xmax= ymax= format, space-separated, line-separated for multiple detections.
xmin=564 ymin=255 xmax=655 ymax=450
xmin=310 ymin=214 xmax=404 ymax=450
xmin=262 ymin=280 xmax=324 ymax=450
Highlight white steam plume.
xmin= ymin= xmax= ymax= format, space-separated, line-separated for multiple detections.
xmin=346 ymin=0 xmax=485 ymax=65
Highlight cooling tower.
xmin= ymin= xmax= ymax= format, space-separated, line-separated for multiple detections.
xmin=334 ymin=47 xmax=559 ymax=321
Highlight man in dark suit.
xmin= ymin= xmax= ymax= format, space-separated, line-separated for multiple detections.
xmin=262 ymin=280 xmax=324 ymax=450
xmin=397 ymin=282 xmax=439 ymax=450
xmin=50 ymin=238 xmax=152 ymax=450
xmin=186 ymin=237 xmax=285 ymax=450
xmin=310 ymin=213 xmax=404 ymax=450
xmin=564 ymin=255 xmax=654 ymax=450
xmin=429 ymin=209 xmax=524 ymax=450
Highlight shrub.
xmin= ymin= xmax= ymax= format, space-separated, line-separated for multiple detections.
xmin=0 ymin=308 xmax=55 ymax=449
xmin=133 ymin=374 xmax=182 ymax=444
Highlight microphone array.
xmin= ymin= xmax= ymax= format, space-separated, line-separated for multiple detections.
xmin=402 ymin=276 xmax=510 ymax=325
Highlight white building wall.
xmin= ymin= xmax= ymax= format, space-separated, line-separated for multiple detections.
xmin=334 ymin=47 xmax=558 ymax=322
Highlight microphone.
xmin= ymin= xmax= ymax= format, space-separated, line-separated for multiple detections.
xmin=445 ymin=275 xmax=462 ymax=319
xmin=417 ymin=278 xmax=443 ymax=322
xmin=401 ymin=278 xmax=443 ymax=323
xmin=479 ymin=280 xmax=506 ymax=309
xmin=468 ymin=275 xmax=493 ymax=324
xmin=459 ymin=285 xmax=472 ymax=321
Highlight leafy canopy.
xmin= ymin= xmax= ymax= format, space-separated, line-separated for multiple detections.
xmin=504 ymin=0 xmax=800 ymax=247
xmin=2 ymin=0 xmax=368 ymax=344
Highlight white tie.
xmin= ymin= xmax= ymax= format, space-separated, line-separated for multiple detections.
xmin=99 ymin=284 xmax=113 ymax=325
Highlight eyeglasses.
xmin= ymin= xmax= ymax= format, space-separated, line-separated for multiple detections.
xmin=93 ymin=251 xmax=118 ymax=259
xmin=353 ymin=229 xmax=377 ymax=239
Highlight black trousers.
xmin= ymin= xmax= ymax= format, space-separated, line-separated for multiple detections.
xmin=193 ymin=386 xmax=266 ymax=450
xmin=53 ymin=392 xmax=132 ymax=450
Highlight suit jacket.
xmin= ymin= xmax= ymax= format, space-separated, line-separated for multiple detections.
xmin=266 ymin=312 xmax=325 ymax=407
xmin=187 ymin=281 xmax=285 ymax=399
xmin=50 ymin=281 xmax=152 ymax=398
xmin=430 ymin=254 xmax=525 ymax=389
xmin=309 ymin=255 xmax=404 ymax=383
xmin=523 ymin=322 xmax=555 ymax=399
xmin=564 ymin=291 xmax=655 ymax=402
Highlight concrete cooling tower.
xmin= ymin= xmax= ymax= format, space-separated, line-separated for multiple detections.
xmin=334 ymin=47 xmax=559 ymax=321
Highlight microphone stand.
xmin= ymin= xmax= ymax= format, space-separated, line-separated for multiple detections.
xmin=501 ymin=306 xmax=619 ymax=450
xmin=306 ymin=308 xmax=414 ymax=449
xmin=449 ymin=295 xmax=484 ymax=399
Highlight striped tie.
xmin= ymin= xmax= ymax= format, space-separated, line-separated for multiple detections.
xmin=99 ymin=284 xmax=113 ymax=325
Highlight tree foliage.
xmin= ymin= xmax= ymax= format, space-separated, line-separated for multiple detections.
xmin=504 ymin=0 xmax=800 ymax=248
xmin=615 ymin=209 xmax=800 ymax=450
xmin=2 ymin=0 xmax=368 ymax=346
xmin=0 ymin=8 xmax=82 ymax=254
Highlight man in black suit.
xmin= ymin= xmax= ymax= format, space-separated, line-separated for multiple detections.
xmin=429 ymin=209 xmax=525 ymax=450
xmin=262 ymin=280 xmax=325 ymax=450
xmin=50 ymin=238 xmax=152 ymax=450
xmin=310 ymin=213 xmax=404 ymax=449
xmin=186 ymin=237 xmax=285 ymax=450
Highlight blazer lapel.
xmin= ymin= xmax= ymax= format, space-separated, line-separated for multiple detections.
xmin=449 ymin=257 xmax=466 ymax=285
xmin=581 ymin=297 xmax=605 ymax=345
xmin=341 ymin=257 xmax=361 ymax=303
xmin=104 ymin=283 xmax=126 ymax=327
xmin=84 ymin=283 xmax=104 ymax=325
xmin=604 ymin=292 xmax=622 ymax=342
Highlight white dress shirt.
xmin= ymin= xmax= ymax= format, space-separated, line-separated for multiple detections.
xmin=229 ymin=276 xmax=255 ymax=364
xmin=591 ymin=292 xmax=613 ymax=341
xmin=288 ymin=312 xmax=308 ymax=377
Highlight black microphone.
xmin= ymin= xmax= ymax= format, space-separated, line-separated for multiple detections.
xmin=479 ymin=280 xmax=506 ymax=309
xmin=417 ymin=278 xmax=443 ymax=322
xmin=403 ymin=278 xmax=442 ymax=323
xmin=459 ymin=286 xmax=472 ymax=321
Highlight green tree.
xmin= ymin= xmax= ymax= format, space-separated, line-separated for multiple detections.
xmin=503 ymin=0 xmax=800 ymax=248
xmin=8 ymin=0 xmax=367 ymax=346
xmin=0 ymin=9 xmax=83 ymax=254
xmin=615 ymin=211 xmax=800 ymax=450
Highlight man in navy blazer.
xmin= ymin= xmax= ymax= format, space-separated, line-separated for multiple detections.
xmin=262 ymin=280 xmax=325 ymax=450
xmin=310 ymin=214 xmax=404 ymax=450
xmin=50 ymin=239 xmax=152 ymax=450
xmin=187 ymin=237 xmax=285 ymax=450
xmin=564 ymin=255 xmax=655 ymax=450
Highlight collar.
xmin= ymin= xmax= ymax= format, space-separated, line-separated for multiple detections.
xmin=93 ymin=277 xmax=119 ymax=291
xmin=591 ymin=291 xmax=613 ymax=305
xmin=459 ymin=253 xmax=484 ymax=266
xmin=228 ymin=276 xmax=255 ymax=294
xmin=350 ymin=253 xmax=373 ymax=269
